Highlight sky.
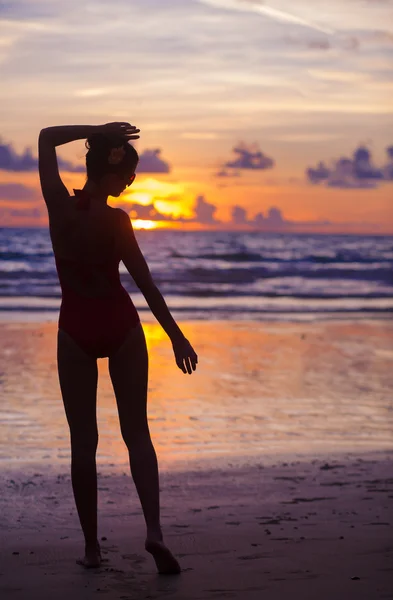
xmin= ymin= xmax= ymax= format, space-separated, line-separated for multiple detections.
xmin=0 ymin=0 xmax=392 ymax=232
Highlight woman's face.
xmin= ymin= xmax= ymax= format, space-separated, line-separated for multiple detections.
xmin=102 ymin=172 xmax=136 ymax=197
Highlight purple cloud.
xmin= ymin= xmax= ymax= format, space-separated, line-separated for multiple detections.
xmin=194 ymin=194 xmax=221 ymax=224
xmin=0 ymin=138 xmax=172 ymax=175
xmin=306 ymin=144 xmax=393 ymax=188
xmin=0 ymin=140 xmax=84 ymax=173
xmin=231 ymin=205 xmax=333 ymax=230
xmin=231 ymin=205 xmax=248 ymax=225
xmin=245 ymin=206 xmax=285 ymax=228
xmin=0 ymin=183 xmax=39 ymax=201
xmin=137 ymin=149 xmax=171 ymax=173
xmin=215 ymin=168 xmax=241 ymax=178
xmin=0 ymin=206 xmax=43 ymax=220
xmin=224 ymin=143 xmax=275 ymax=171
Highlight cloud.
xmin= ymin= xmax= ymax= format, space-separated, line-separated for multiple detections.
xmin=255 ymin=206 xmax=285 ymax=227
xmin=117 ymin=193 xmax=222 ymax=225
xmin=231 ymin=205 xmax=248 ymax=225
xmin=0 ymin=206 xmax=43 ymax=220
xmin=306 ymin=144 xmax=393 ymax=189
xmin=215 ymin=168 xmax=241 ymax=178
xmin=0 ymin=140 xmax=84 ymax=172
xmin=2 ymin=0 xmax=392 ymax=158
xmin=121 ymin=201 xmax=176 ymax=222
xmin=0 ymin=0 xmax=58 ymax=20
xmin=0 ymin=182 xmax=39 ymax=201
xmin=198 ymin=0 xmax=334 ymax=34
xmin=194 ymin=194 xmax=221 ymax=224
xmin=307 ymin=38 xmax=332 ymax=50
xmin=283 ymin=32 xmax=362 ymax=52
xmin=231 ymin=205 xmax=333 ymax=230
xmin=120 ymin=194 xmax=331 ymax=231
xmin=221 ymin=143 xmax=275 ymax=173
xmin=137 ymin=149 xmax=171 ymax=173
xmin=0 ymin=139 xmax=172 ymax=175
xmin=236 ymin=206 xmax=285 ymax=228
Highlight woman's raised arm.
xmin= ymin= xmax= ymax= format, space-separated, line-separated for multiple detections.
xmin=39 ymin=125 xmax=100 ymax=149
xmin=40 ymin=122 xmax=140 ymax=148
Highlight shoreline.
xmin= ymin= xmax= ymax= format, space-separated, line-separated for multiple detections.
xmin=0 ymin=310 xmax=392 ymax=324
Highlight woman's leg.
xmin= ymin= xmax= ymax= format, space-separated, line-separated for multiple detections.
xmin=108 ymin=323 xmax=159 ymax=533
xmin=57 ymin=328 xmax=100 ymax=566
xmin=108 ymin=322 xmax=180 ymax=574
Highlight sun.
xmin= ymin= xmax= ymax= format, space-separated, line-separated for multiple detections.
xmin=132 ymin=219 xmax=159 ymax=230
xmin=118 ymin=177 xmax=191 ymax=229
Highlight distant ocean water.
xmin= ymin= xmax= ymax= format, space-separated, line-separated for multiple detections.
xmin=0 ymin=228 xmax=392 ymax=321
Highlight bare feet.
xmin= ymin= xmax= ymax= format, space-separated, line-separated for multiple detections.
xmin=76 ymin=540 xmax=102 ymax=569
xmin=145 ymin=536 xmax=181 ymax=575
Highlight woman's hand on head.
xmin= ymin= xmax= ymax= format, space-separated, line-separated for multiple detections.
xmin=98 ymin=122 xmax=140 ymax=140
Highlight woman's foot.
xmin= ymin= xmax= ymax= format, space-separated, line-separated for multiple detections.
xmin=76 ymin=540 xmax=102 ymax=569
xmin=145 ymin=534 xmax=181 ymax=575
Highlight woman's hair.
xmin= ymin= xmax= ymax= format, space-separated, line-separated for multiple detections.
xmin=85 ymin=132 xmax=139 ymax=182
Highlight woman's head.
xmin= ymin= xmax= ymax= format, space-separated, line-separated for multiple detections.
xmin=85 ymin=132 xmax=139 ymax=196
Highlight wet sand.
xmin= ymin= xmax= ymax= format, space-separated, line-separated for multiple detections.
xmin=0 ymin=318 xmax=392 ymax=598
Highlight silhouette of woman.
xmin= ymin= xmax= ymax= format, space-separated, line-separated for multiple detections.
xmin=38 ymin=122 xmax=198 ymax=574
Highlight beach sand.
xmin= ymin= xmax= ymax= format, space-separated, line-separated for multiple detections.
xmin=0 ymin=318 xmax=392 ymax=598
xmin=1 ymin=453 xmax=393 ymax=599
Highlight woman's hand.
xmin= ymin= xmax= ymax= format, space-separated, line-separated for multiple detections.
xmin=171 ymin=335 xmax=198 ymax=375
xmin=98 ymin=122 xmax=140 ymax=140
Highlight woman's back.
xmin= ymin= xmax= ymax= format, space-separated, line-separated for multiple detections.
xmin=51 ymin=189 xmax=123 ymax=298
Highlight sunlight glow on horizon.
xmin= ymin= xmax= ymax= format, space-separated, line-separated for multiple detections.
xmin=132 ymin=219 xmax=160 ymax=230
xmin=124 ymin=192 xmax=152 ymax=206
xmin=119 ymin=178 xmax=193 ymax=221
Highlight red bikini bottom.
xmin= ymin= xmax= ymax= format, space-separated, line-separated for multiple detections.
xmin=58 ymin=288 xmax=140 ymax=359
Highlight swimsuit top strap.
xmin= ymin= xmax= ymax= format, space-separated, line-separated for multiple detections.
xmin=73 ymin=188 xmax=91 ymax=210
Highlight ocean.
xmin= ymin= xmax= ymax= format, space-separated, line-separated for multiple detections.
xmin=0 ymin=227 xmax=392 ymax=321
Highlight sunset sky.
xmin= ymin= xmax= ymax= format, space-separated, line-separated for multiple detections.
xmin=0 ymin=0 xmax=392 ymax=232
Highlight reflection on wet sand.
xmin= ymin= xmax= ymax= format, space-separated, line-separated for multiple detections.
xmin=0 ymin=319 xmax=392 ymax=470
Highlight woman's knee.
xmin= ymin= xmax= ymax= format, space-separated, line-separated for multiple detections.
xmin=70 ymin=432 xmax=99 ymax=456
xmin=121 ymin=424 xmax=150 ymax=450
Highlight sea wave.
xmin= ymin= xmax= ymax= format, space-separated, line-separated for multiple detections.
xmin=0 ymin=228 xmax=392 ymax=315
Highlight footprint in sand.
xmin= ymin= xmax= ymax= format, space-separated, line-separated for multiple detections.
xmin=121 ymin=553 xmax=146 ymax=564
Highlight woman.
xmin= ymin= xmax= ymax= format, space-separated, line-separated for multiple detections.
xmin=38 ymin=121 xmax=198 ymax=575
